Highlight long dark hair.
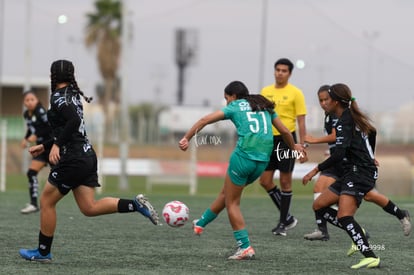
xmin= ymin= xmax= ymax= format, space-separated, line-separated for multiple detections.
xmin=224 ymin=81 xmax=275 ymax=113
xmin=329 ymin=83 xmax=376 ymax=134
xmin=50 ymin=60 xmax=93 ymax=103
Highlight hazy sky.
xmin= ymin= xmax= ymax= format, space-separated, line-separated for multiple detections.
xmin=1 ymin=0 xmax=414 ymax=114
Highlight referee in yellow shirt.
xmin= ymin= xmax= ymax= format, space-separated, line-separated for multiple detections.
xmin=260 ymin=58 xmax=307 ymax=236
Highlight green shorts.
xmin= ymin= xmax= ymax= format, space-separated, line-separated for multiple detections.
xmin=228 ymin=152 xmax=268 ymax=186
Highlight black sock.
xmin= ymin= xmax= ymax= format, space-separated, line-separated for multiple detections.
xmin=269 ymin=187 xmax=293 ymax=221
xmin=338 ymin=216 xmax=376 ymax=258
xmin=268 ymin=186 xmax=281 ymax=210
xmin=280 ymin=191 xmax=292 ymax=223
xmin=383 ymin=200 xmax=404 ymax=219
xmin=315 ymin=207 xmax=342 ymax=229
xmin=27 ymin=169 xmax=39 ymax=207
xmin=38 ymin=231 xmax=53 ymax=256
xmin=117 ymin=199 xmax=136 ymax=213
xmin=314 ymin=211 xmax=329 ymax=235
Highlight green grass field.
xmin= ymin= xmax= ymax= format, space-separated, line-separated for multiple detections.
xmin=1 ymin=175 xmax=414 ymax=274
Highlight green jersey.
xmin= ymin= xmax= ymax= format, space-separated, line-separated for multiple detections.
xmin=222 ymin=99 xmax=277 ymax=162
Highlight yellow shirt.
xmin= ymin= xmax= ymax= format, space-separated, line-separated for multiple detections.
xmin=261 ymin=83 xmax=307 ymax=135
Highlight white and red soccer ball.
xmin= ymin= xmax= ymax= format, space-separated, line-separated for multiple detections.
xmin=162 ymin=201 xmax=189 ymax=227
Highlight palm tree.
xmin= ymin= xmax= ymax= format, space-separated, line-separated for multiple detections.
xmin=85 ymin=0 xmax=122 ymax=141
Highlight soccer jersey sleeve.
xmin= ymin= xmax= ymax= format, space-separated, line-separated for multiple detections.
xmin=222 ymin=106 xmax=230 ymax=119
xmin=317 ymin=111 xmax=352 ymax=171
xmin=222 ymin=102 xmax=237 ymax=120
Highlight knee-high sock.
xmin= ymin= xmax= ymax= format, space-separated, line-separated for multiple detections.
xmin=383 ymin=200 xmax=405 ymax=219
xmin=268 ymin=186 xmax=282 ymax=210
xmin=27 ymin=169 xmax=39 ymax=206
xmin=269 ymin=187 xmax=293 ymax=221
xmin=234 ymin=229 xmax=250 ymax=249
xmin=118 ymin=199 xmax=137 ymax=213
xmin=338 ymin=216 xmax=377 ymax=258
xmin=313 ymin=193 xmax=328 ymax=234
xmin=38 ymin=231 xmax=53 ymax=256
xmin=196 ymin=208 xmax=218 ymax=228
xmin=315 ymin=207 xmax=342 ymax=229
xmin=280 ymin=191 xmax=292 ymax=223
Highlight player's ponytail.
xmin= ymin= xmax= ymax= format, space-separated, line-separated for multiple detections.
xmin=329 ymin=83 xmax=375 ymax=135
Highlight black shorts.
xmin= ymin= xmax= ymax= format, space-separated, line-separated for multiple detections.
xmin=265 ymin=132 xmax=297 ymax=173
xmin=48 ymin=147 xmax=100 ymax=195
xmin=320 ymin=164 xmax=343 ymax=180
xmin=328 ymin=166 xmax=377 ymax=207
xmin=32 ymin=145 xmax=51 ymax=164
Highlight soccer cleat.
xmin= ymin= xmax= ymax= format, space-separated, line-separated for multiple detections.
xmin=228 ymin=246 xmax=255 ymax=260
xmin=285 ymin=216 xmax=298 ymax=230
xmin=272 ymin=222 xmax=287 ymax=236
xmin=347 ymin=228 xmax=369 ymax=256
xmin=133 ymin=194 xmax=159 ymax=225
xmin=21 ymin=203 xmax=39 ymax=214
xmin=304 ymin=229 xmax=330 ymax=241
xmin=400 ymin=210 xmax=411 ymax=236
xmin=19 ymin=248 xmax=52 ymax=263
xmin=192 ymin=219 xmax=204 ymax=236
xmin=350 ymin=257 xmax=380 ymax=269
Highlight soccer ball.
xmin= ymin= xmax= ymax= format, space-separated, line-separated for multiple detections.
xmin=162 ymin=201 xmax=189 ymax=227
